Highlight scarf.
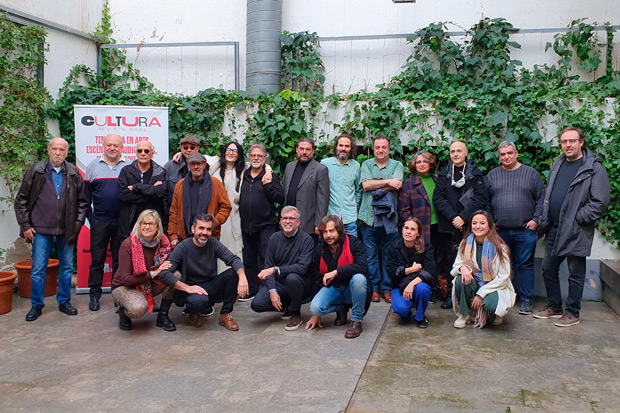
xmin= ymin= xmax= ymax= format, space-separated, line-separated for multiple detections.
xmin=462 ymin=233 xmax=497 ymax=284
xmin=130 ymin=233 xmax=171 ymax=314
xmin=451 ymin=162 xmax=466 ymax=188
xmin=182 ymin=174 xmax=212 ymax=238
xmin=320 ymin=235 xmax=354 ymax=278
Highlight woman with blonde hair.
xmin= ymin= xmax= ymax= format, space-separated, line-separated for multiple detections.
xmin=451 ymin=210 xmax=516 ymax=328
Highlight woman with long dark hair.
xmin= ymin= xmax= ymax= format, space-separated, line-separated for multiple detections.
xmin=387 ymin=217 xmax=435 ymax=328
xmin=451 ymin=210 xmax=516 ymax=328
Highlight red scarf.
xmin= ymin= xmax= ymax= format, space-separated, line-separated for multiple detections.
xmin=130 ymin=234 xmax=171 ymax=314
xmin=320 ymin=235 xmax=354 ymax=275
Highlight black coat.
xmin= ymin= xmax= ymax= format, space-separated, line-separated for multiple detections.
xmin=433 ymin=161 xmax=488 ymax=234
xmin=387 ymin=239 xmax=436 ymax=292
xmin=239 ymin=167 xmax=284 ymax=232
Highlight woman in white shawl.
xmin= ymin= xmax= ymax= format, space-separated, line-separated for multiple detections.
xmin=451 ymin=210 xmax=516 ymax=328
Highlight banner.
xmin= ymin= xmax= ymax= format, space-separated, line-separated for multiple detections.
xmin=74 ymin=105 xmax=169 ymax=294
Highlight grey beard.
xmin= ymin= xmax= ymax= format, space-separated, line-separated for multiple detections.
xmin=337 ymin=152 xmax=350 ymax=161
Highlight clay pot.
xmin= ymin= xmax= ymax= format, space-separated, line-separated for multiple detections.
xmin=0 ymin=271 xmax=18 ymax=314
xmin=14 ymin=259 xmax=59 ymax=298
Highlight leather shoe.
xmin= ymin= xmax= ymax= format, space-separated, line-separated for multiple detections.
xmin=59 ymin=301 xmax=78 ymax=315
xmin=383 ymin=292 xmax=392 ymax=303
xmin=188 ymin=313 xmax=203 ymax=328
xmin=25 ymin=306 xmax=42 ymax=322
xmin=371 ymin=292 xmax=380 ymax=302
xmin=219 ymin=313 xmax=239 ymax=331
xmin=89 ymin=296 xmax=100 ymax=311
xmin=345 ymin=321 xmax=363 ymax=338
xmin=334 ymin=309 xmax=348 ymax=326
xmin=441 ymin=298 xmax=453 ymax=309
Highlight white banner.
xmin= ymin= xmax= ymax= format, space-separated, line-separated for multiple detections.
xmin=74 ymin=105 xmax=169 ymax=293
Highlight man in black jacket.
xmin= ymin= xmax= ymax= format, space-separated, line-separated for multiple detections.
xmin=239 ymin=144 xmax=284 ymax=300
xmin=305 ymin=216 xmax=370 ymax=338
xmin=433 ymin=141 xmax=488 ymax=309
xmin=117 ymin=140 xmax=167 ymax=238
xmin=534 ymin=127 xmax=610 ymax=327
xmin=251 ymin=206 xmax=316 ymax=331
xmin=15 ymin=138 xmax=89 ymax=321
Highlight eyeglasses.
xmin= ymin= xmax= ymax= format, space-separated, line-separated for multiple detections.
xmin=140 ymin=221 xmax=157 ymax=228
xmin=560 ymin=139 xmax=580 ymax=145
xmin=280 ymin=216 xmax=298 ymax=222
xmin=226 ymin=148 xmax=238 ymax=153
xmin=181 ymin=145 xmax=197 ymax=150
xmin=415 ymin=160 xmax=430 ymax=164
xmin=250 ymin=153 xmax=265 ymax=159
xmin=136 ymin=149 xmax=150 ymax=154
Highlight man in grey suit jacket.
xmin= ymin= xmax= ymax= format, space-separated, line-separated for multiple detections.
xmin=283 ymin=138 xmax=330 ymax=242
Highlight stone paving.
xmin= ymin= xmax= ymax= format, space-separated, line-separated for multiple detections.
xmin=1 ymin=293 xmax=619 ymax=412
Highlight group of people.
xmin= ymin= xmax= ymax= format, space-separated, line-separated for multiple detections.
xmin=14 ymin=126 xmax=610 ymax=337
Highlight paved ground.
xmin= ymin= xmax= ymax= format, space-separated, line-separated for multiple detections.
xmin=1 ymin=293 xmax=619 ymax=412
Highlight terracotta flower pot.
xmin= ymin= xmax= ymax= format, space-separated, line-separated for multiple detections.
xmin=0 ymin=271 xmax=18 ymax=314
xmin=14 ymin=259 xmax=59 ymax=298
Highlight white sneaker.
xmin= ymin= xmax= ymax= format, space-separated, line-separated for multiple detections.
xmin=453 ymin=314 xmax=469 ymax=328
xmin=492 ymin=315 xmax=503 ymax=326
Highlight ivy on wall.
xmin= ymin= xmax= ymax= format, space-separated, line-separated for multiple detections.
xmin=45 ymin=8 xmax=620 ymax=245
xmin=0 ymin=13 xmax=51 ymax=203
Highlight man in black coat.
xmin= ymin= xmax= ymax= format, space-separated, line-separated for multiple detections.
xmin=433 ymin=141 xmax=488 ymax=309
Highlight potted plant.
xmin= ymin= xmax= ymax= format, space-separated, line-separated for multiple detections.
xmin=14 ymin=259 xmax=59 ymax=298
xmin=0 ymin=271 xmax=18 ymax=314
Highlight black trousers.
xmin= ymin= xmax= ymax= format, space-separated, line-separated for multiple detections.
xmin=173 ymin=269 xmax=238 ymax=315
xmin=251 ymin=273 xmax=315 ymax=317
xmin=436 ymin=228 xmax=463 ymax=295
xmin=88 ymin=217 xmax=123 ymax=298
xmin=242 ymin=225 xmax=276 ymax=296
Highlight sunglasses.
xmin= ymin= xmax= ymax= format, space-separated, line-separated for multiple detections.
xmin=181 ymin=145 xmax=197 ymax=150
xmin=136 ymin=149 xmax=151 ymax=154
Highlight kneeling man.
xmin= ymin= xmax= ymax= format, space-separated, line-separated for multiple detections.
xmin=158 ymin=213 xmax=248 ymax=330
xmin=251 ymin=206 xmax=316 ymax=331
xmin=306 ymin=215 xmax=371 ymax=339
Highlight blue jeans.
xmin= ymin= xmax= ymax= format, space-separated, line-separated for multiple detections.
xmin=31 ymin=233 xmax=74 ymax=307
xmin=498 ymin=228 xmax=537 ymax=301
xmin=310 ymin=274 xmax=367 ymax=322
xmin=360 ymin=222 xmax=397 ymax=294
xmin=344 ymin=222 xmax=358 ymax=238
xmin=542 ymin=226 xmax=586 ymax=318
xmin=391 ymin=283 xmax=432 ymax=322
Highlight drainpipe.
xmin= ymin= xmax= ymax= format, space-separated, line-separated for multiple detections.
xmin=246 ymin=0 xmax=282 ymax=95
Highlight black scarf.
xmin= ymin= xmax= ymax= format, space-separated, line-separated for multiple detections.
xmin=182 ymin=175 xmax=212 ymax=238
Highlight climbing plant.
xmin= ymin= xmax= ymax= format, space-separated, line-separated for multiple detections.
xmin=0 ymin=13 xmax=51 ymax=204
xmin=280 ymin=30 xmax=325 ymax=100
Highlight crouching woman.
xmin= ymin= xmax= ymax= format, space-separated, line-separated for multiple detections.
xmin=387 ymin=217 xmax=435 ymax=328
xmin=452 ymin=210 xmax=515 ymax=328
xmin=111 ymin=209 xmax=206 ymax=331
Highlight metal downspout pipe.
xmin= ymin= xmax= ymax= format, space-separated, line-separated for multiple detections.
xmin=246 ymin=0 xmax=282 ymax=95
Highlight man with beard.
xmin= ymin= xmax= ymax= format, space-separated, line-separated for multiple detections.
xmin=306 ymin=215 xmax=370 ymax=338
xmin=157 ymin=213 xmax=249 ymax=330
xmin=164 ymin=135 xmax=200 ymax=212
xmin=321 ymin=133 xmax=361 ymax=237
xmin=239 ymin=144 xmax=284 ymax=300
xmin=433 ymin=141 xmax=488 ymax=309
xmin=283 ymin=138 xmax=330 ymax=242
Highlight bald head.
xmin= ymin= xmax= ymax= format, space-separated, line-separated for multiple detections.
xmin=48 ymin=138 xmax=69 ymax=168
xmin=103 ymin=134 xmax=123 ymax=164
xmin=449 ymin=141 xmax=468 ymax=167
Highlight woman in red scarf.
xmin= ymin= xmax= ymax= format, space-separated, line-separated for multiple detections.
xmin=111 ymin=209 xmax=175 ymax=331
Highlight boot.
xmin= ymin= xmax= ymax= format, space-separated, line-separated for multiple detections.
xmin=118 ymin=307 xmax=132 ymax=331
xmin=156 ymin=299 xmax=176 ymax=332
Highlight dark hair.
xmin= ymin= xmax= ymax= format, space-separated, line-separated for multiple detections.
xmin=318 ymin=215 xmax=347 ymax=245
xmin=402 ymin=217 xmax=425 ymax=254
xmin=333 ymin=133 xmax=356 ymax=158
xmin=192 ymin=213 xmax=214 ymax=228
xmin=219 ymin=142 xmax=245 ymax=192
xmin=460 ymin=210 xmax=509 ymax=267
xmin=295 ymin=138 xmax=316 ymax=149
xmin=408 ymin=151 xmax=437 ymax=175
xmin=559 ymin=126 xmax=586 ymax=147
xmin=373 ymin=136 xmax=390 ymax=147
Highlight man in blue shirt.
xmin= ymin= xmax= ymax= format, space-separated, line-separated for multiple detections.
xmin=321 ymin=133 xmax=361 ymax=237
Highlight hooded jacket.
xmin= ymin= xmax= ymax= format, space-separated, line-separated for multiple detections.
xmin=539 ymin=148 xmax=610 ymax=257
